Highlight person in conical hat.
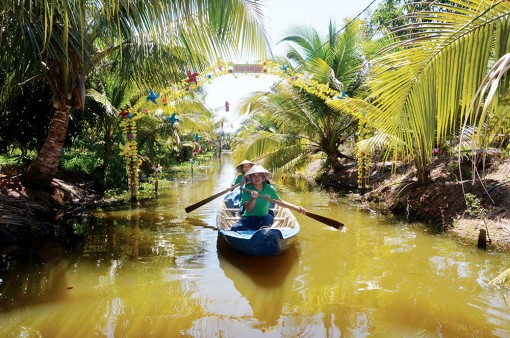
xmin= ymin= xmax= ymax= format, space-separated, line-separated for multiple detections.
xmin=231 ymin=159 xmax=255 ymax=186
xmin=225 ymin=159 xmax=255 ymax=208
xmin=230 ymin=165 xmax=306 ymax=232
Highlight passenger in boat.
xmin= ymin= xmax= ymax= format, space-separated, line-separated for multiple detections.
xmin=230 ymin=165 xmax=306 ymax=232
xmin=225 ymin=159 xmax=255 ymax=209
xmin=231 ymin=159 xmax=255 ymax=187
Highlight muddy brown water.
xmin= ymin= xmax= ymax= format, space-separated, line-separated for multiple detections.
xmin=1 ymin=156 xmax=510 ymax=337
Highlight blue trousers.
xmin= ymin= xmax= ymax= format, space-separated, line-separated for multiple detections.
xmin=230 ymin=213 xmax=274 ymax=231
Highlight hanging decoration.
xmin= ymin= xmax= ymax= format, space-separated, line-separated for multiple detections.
xmin=302 ymin=71 xmax=313 ymax=85
xmin=186 ymin=70 xmax=199 ymax=86
xmin=146 ymin=90 xmax=160 ymax=104
xmin=117 ymin=59 xmax=367 ymax=199
xmin=118 ymin=108 xmax=141 ymax=200
xmin=118 ymin=108 xmax=131 ymax=119
xmin=166 ymin=112 xmax=180 ymax=126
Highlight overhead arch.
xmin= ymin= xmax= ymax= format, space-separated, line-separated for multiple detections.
xmin=117 ymin=59 xmax=356 ymax=200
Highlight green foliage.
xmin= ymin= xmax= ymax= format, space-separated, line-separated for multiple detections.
xmin=0 ymin=149 xmax=37 ymax=168
xmin=60 ymin=148 xmax=127 ymax=191
xmin=233 ymin=19 xmax=366 ymax=177
xmin=464 ymin=193 xmax=487 ymax=218
xmin=0 ymin=0 xmax=271 ymax=189
xmin=368 ymin=0 xmax=453 ymax=38
xmin=103 ymin=181 xmax=157 ymax=202
xmin=60 ymin=151 xmax=101 ymax=173
xmin=359 ymin=0 xmax=510 ymax=183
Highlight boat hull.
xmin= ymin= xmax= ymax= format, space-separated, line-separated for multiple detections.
xmin=217 ymin=192 xmax=300 ymax=257
xmin=218 ymin=227 xmax=298 ymax=256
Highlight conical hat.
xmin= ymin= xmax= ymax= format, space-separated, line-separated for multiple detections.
xmin=244 ymin=165 xmax=272 ymax=179
xmin=236 ymin=159 xmax=255 ymax=171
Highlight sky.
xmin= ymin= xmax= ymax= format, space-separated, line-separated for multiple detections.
xmin=203 ymin=0 xmax=382 ymax=132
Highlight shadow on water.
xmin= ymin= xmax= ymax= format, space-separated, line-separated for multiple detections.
xmin=216 ymin=238 xmax=299 ymax=327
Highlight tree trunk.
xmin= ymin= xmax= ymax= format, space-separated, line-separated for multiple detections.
xmin=22 ymin=105 xmax=71 ymax=189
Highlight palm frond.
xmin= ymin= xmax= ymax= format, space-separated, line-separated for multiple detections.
xmin=363 ymin=0 xmax=510 ymax=181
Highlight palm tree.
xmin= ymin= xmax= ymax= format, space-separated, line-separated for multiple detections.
xmin=334 ymin=0 xmax=510 ymax=183
xmin=136 ymin=96 xmax=216 ymax=163
xmin=281 ymin=19 xmax=367 ymax=95
xmin=234 ymin=84 xmax=357 ymax=175
xmin=232 ymin=19 xmax=367 ymax=175
xmin=0 ymin=0 xmax=270 ymax=189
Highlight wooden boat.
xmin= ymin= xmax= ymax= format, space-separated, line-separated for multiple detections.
xmin=216 ymin=191 xmax=300 ymax=256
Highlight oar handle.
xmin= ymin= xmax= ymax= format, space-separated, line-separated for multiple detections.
xmin=240 ymin=188 xmax=344 ymax=229
xmin=185 ymin=183 xmax=240 ymax=213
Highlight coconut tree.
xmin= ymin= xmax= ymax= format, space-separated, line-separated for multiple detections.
xmin=281 ymin=18 xmax=367 ymax=95
xmin=332 ymin=0 xmax=510 ymax=183
xmin=232 ymin=19 xmax=367 ymax=175
xmin=233 ymin=84 xmax=357 ymax=176
xmin=0 ymin=0 xmax=270 ymax=189
xmin=137 ymin=97 xmax=216 ymax=160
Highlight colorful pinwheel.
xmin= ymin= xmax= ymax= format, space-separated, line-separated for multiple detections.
xmin=186 ymin=70 xmax=199 ymax=85
xmin=166 ymin=112 xmax=180 ymax=126
xmin=302 ymin=71 xmax=313 ymax=85
xmin=118 ymin=108 xmax=130 ymax=119
xmin=146 ymin=90 xmax=160 ymax=104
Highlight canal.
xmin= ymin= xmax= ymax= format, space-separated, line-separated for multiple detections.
xmin=1 ymin=155 xmax=509 ymax=337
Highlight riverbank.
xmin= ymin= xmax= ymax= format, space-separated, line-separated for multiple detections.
xmin=0 ymin=169 xmax=103 ymax=248
xmin=315 ymin=156 xmax=510 ymax=252
xmin=1 ymin=157 xmax=510 ymax=252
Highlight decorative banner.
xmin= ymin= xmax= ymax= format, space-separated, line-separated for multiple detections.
xmin=233 ymin=64 xmax=264 ymax=73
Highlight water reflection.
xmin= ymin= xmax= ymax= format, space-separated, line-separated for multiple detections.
xmin=0 ymin=241 xmax=73 ymax=312
xmin=1 ymin=155 xmax=510 ymax=337
xmin=217 ymin=240 xmax=299 ymax=328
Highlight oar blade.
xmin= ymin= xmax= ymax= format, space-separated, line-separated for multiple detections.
xmin=304 ymin=211 xmax=344 ymax=229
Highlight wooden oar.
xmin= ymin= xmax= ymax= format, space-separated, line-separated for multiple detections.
xmin=240 ymin=188 xmax=344 ymax=229
xmin=185 ymin=183 xmax=240 ymax=213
